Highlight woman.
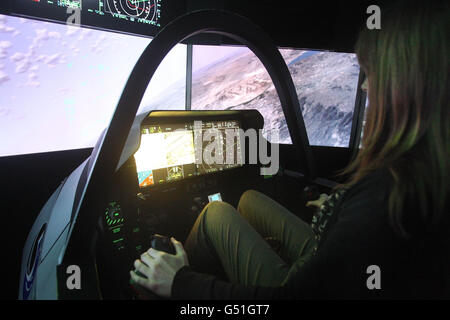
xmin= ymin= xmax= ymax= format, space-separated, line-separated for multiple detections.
xmin=130 ymin=0 xmax=449 ymax=299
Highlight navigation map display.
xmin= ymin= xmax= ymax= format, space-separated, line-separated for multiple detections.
xmin=134 ymin=120 xmax=243 ymax=188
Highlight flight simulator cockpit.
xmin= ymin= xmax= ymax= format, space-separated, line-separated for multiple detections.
xmin=94 ymin=110 xmax=267 ymax=299
xmin=0 ymin=0 xmax=371 ymax=300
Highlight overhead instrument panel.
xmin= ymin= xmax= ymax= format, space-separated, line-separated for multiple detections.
xmin=4 ymin=0 xmax=171 ymax=38
xmin=27 ymin=0 xmax=161 ymax=26
xmin=104 ymin=0 xmax=160 ymax=25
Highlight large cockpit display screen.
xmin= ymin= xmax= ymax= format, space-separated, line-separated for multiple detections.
xmin=135 ymin=120 xmax=243 ymax=188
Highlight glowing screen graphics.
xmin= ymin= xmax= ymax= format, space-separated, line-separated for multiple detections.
xmin=135 ymin=121 xmax=242 ymax=188
xmin=103 ymin=0 xmax=161 ymax=25
xmin=0 ymin=14 xmax=186 ymax=157
xmin=135 ymin=129 xmax=195 ymax=187
xmin=192 ymin=46 xmax=360 ymax=147
xmin=56 ymin=1 xmax=83 ymax=9
xmin=208 ymin=193 xmax=222 ymax=202
xmin=17 ymin=0 xmax=161 ymax=27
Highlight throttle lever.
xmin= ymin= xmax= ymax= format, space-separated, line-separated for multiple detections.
xmin=303 ymin=185 xmax=320 ymax=202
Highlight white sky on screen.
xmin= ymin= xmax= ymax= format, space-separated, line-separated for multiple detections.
xmin=0 ymin=14 xmax=186 ymax=157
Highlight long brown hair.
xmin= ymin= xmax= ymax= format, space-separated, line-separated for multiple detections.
xmin=341 ymin=0 xmax=449 ymax=238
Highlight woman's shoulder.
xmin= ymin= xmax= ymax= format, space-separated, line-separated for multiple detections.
xmin=337 ymin=168 xmax=393 ymax=214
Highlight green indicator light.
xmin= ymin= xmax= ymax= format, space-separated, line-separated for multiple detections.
xmin=114 ymin=213 xmax=119 ymax=216
xmin=133 ymin=227 xmax=140 ymax=233
xmin=112 ymin=228 xmax=121 ymax=234
xmin=113 ymin=238 xmax=124 ymax=244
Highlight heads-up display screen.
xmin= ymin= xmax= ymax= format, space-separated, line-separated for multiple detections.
xmin=134 ymin=120 xmax=243 ymax=188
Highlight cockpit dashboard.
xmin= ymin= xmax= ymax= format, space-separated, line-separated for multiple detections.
xmin=94 ymin=110 xmax=265 ymax=299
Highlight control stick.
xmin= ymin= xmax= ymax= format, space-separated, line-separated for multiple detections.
xmin=303 ymin=185 xmax=320 ymax=202
xmin=149 ymin=234 xmax=176 ymax=255
xmin=133 ymin=235 xmax=175 ymax=279
xmin=130 ymin=234 xmax=175 ymax=299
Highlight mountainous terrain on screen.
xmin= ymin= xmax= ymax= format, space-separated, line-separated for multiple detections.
xmin=191 ymin=49 xmax=360 ymax=146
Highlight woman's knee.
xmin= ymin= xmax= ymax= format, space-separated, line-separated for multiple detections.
xmin=202 ymin=201 xmax=239 ymax=227
xmin=238 ymin=189 xmax=261 ymax=213
xmin=186 ymin=201 xmax=237 ymax=249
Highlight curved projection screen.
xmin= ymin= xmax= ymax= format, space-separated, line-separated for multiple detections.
xmin=192 ymin=45 xmax=360 ymax=147
xmin=0 ymin=14 xmax=186 ymax=157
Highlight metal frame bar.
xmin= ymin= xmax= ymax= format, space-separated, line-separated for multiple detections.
xmin=185 ymin=44 xmax=193 ymax=110
xmin=348 ymin=70 xmax=367 ymax=154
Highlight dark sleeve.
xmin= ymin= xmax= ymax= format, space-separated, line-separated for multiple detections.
xmin=172 ymin=172 xmax=395 ymax=299
xmin=172 ymin=266 xmax=277 ymax=299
